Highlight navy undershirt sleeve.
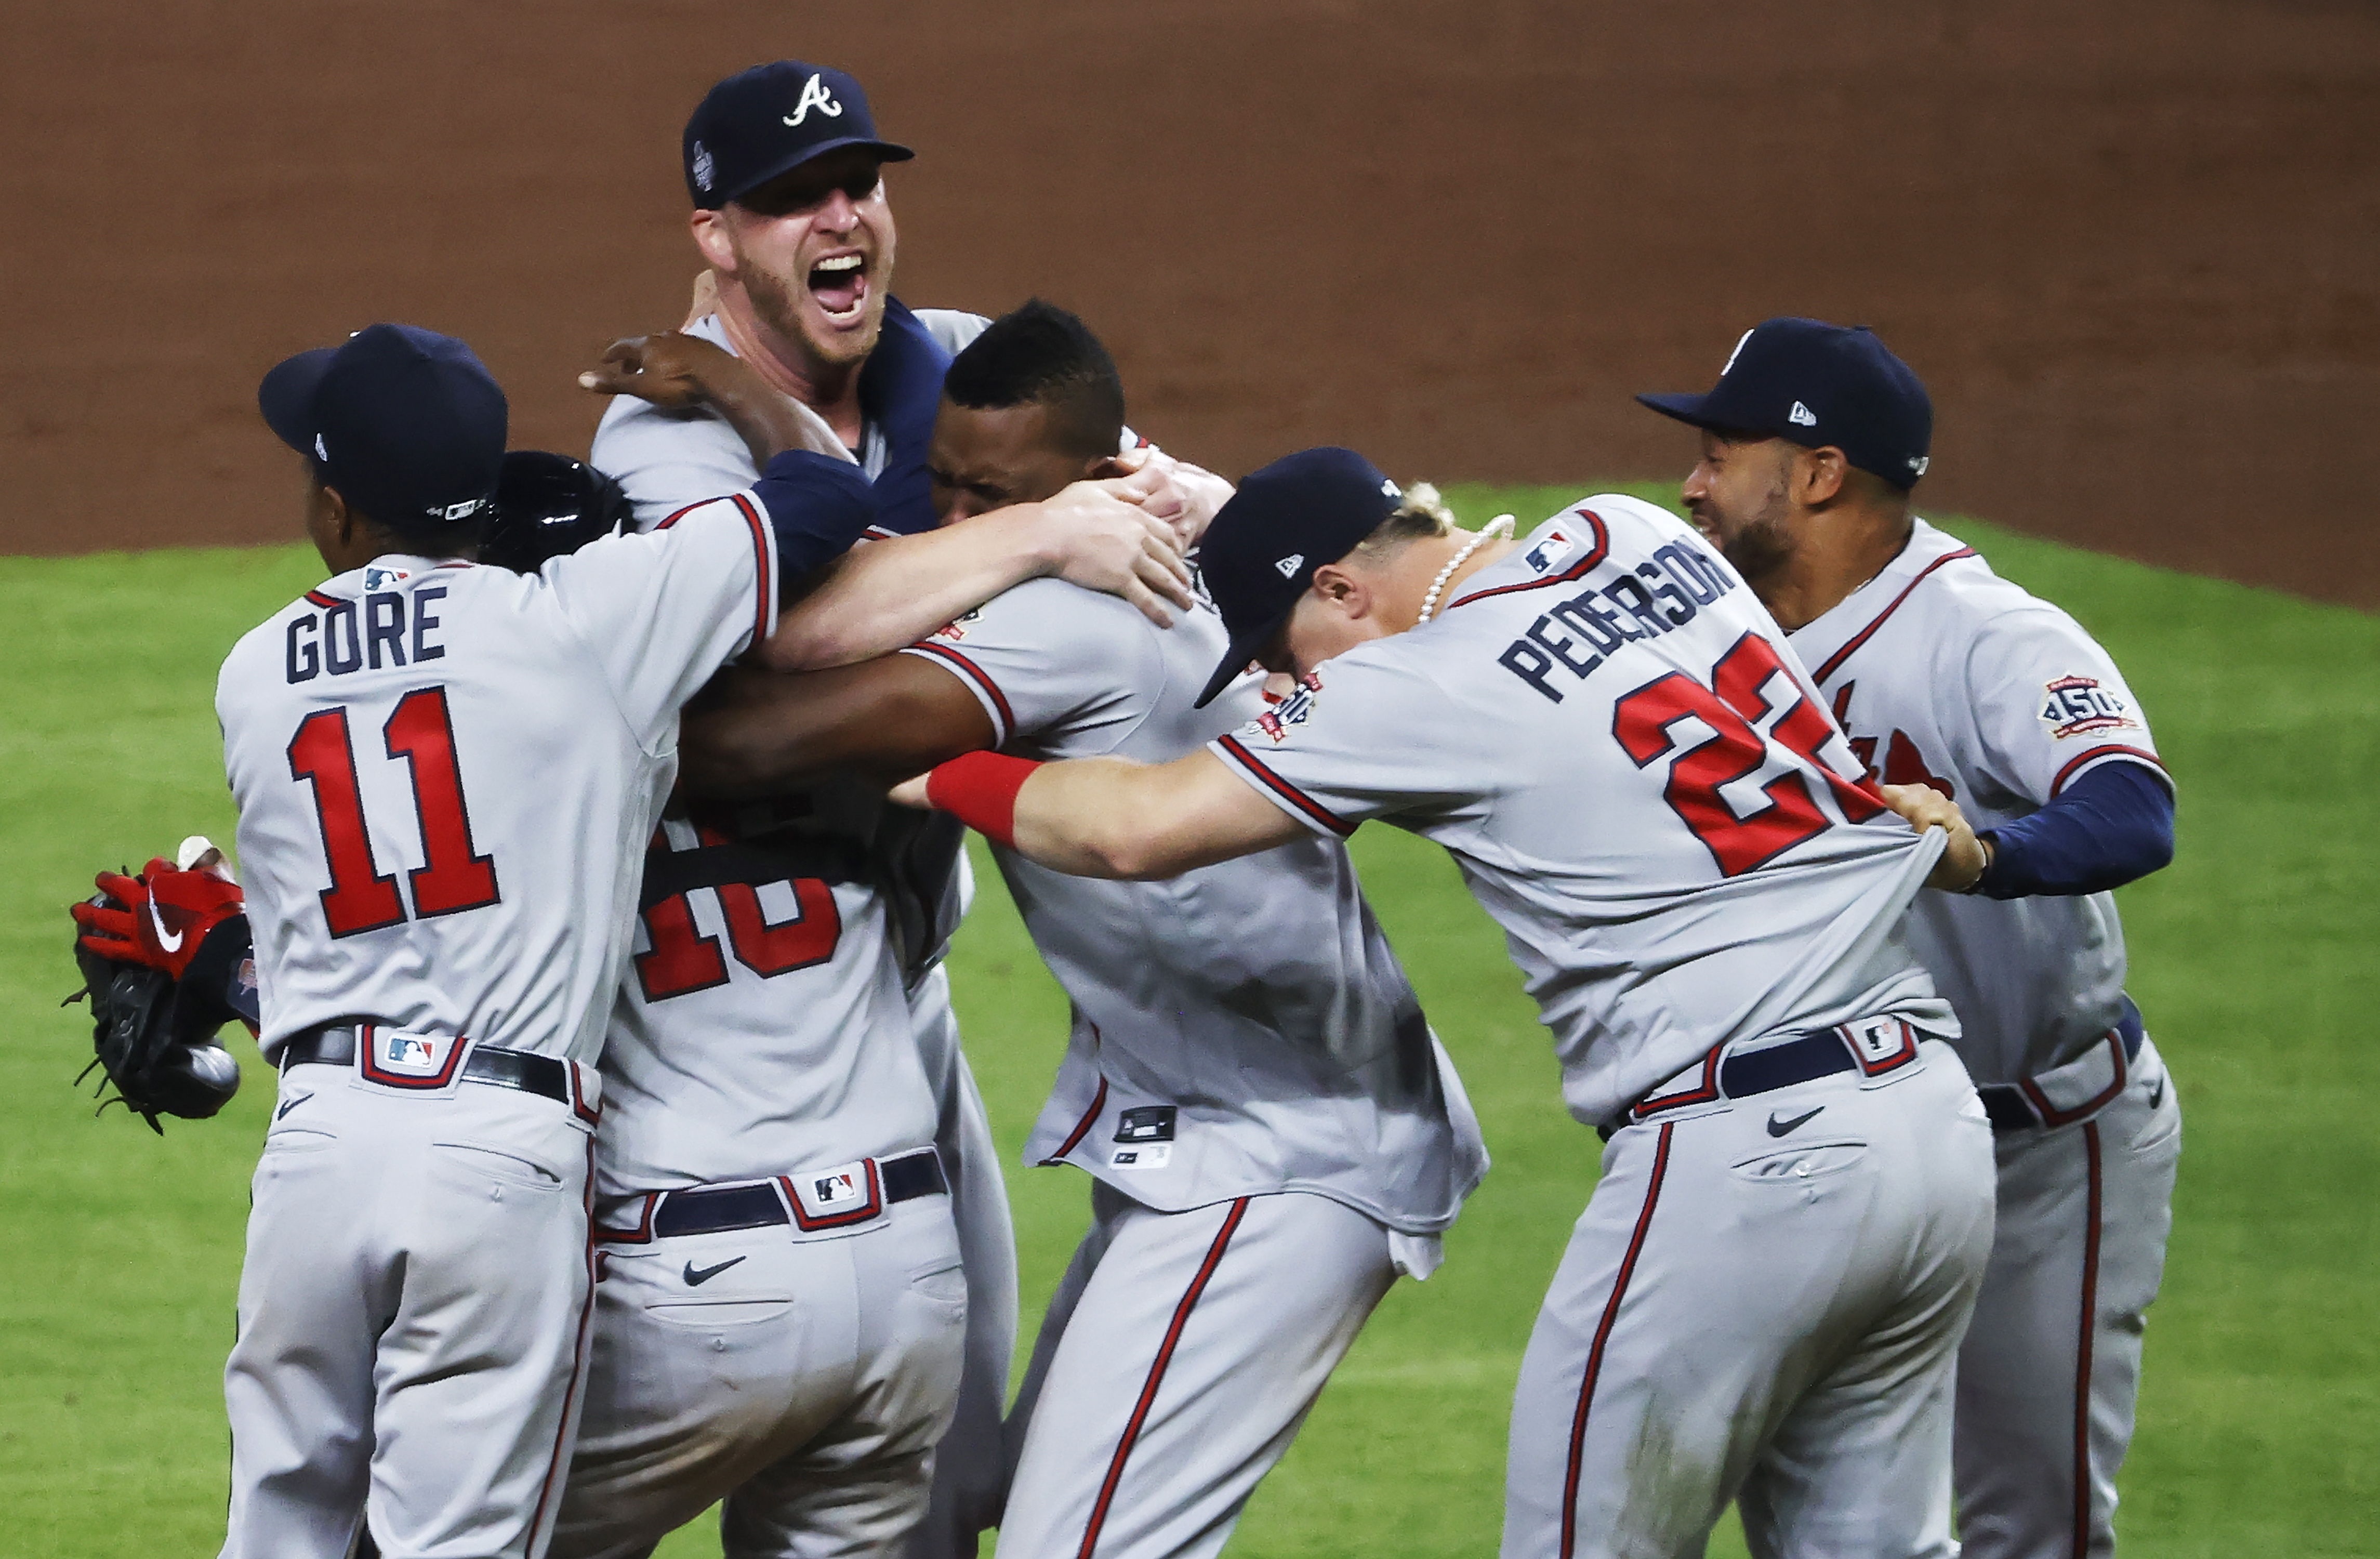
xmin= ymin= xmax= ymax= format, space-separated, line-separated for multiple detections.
xmin=753 ymin=450 xmax=880 ymax=586
xmin=1975 ymin=760 xmax=2175 ymax=899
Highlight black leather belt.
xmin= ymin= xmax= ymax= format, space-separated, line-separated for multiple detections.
xmin=602 ymin=1148 xmax=948 ymax=1243
xmin=280 ymin=1025 xmax=574 ymax=1107
xmin=1975 ymin=1004 xmax=2146 ymax=1134
xmin=1600 ymin=1018 xmax=1923 ymax=1140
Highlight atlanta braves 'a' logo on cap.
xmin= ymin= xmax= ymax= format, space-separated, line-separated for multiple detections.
xmin=784 ymin=73 xmax=844 ymax=127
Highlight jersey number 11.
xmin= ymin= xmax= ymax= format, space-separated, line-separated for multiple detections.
xmin=287 ymin=687 xmax=501 ymax=937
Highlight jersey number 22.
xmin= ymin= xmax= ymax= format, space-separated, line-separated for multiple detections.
xmin=287 ymin=688 xmax=500 ymax=936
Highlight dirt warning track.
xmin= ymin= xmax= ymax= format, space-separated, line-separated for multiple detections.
xmin=4 ymin=1 xmax=2373 ymax=604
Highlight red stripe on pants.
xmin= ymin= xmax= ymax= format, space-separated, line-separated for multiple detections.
xmin=1075 ymin=1197 xmax=1251 ymax=1559
xmin=1561 ymin=1123 xmax=1675 ymax=1559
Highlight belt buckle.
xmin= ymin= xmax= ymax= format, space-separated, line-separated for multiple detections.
xmin=1837 ymin=1016 xmax=1920 ymax=1077
xmin=357 ymin=1024 xmax=472 ymax=1092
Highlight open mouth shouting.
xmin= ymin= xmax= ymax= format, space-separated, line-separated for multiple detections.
xmin=809 ymin=252 xmax=870 ymax=327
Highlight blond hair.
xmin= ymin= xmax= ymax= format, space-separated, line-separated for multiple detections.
xmin=1351 ymin=481 xmax=1457 ymax=559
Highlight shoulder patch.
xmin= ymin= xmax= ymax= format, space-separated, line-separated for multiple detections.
xmin=1251 ymin=670 xmax=1323 ymax=744
xmin=2039 ymin=673 xmax=2139 ymax=738
xmin=929 ymin=609 xmax=981 ymax=643
xmin=1523 ymin=528 xmax=1576 ymax=574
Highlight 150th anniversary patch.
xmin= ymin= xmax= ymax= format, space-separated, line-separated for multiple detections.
xmin=2039 ymin=674 xmax=2139 ymax=738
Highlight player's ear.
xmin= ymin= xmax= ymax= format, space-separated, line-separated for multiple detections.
xmin=1799 ymin=446 xmax=1850 ymax=507
xmin=690 ymin=209 xmax=738 ymax=276
xmin=1311 ymin=562 xmax=1368 ymax=618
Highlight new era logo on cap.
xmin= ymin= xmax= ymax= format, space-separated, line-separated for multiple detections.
xmin=1789 ymin=401 xmax=1817 ymax=427
xmin=1275 ymin=553 xmax=1304 ymax=578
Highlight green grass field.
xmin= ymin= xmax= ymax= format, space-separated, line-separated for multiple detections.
xmin=2 ymin=486 xmax=2373 ymax=1556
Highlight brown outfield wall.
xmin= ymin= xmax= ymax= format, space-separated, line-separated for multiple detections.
xmin=3 ymin=1 xmax=2374 ymax=605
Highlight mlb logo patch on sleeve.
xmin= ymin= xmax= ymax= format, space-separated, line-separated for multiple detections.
xmin=1524 ymin=529 xmax=1576 ymax=574
xmin=2038 ymin=675 xmax=2139 ymax=738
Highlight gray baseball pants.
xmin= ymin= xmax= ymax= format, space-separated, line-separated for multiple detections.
xmin=221 ymin=1061 xmax=599 ymax=1559
xmin=994 ymin=1182 xmax=1400 ymax=1559
xmin=1953 ymin=1037 xmax=2181 ymax=1559
xmin=1502 ymin=1041 xmax=1996 ymax=1559
xmin=549 ymin=1189 xmax=969 ymax=1559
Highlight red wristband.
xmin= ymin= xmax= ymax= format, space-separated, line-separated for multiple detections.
xmin=923 ymin=751 xmax=1041 ymax=849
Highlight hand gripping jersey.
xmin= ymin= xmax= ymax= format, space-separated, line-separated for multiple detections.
xmin=218 ymin=504 xmax=776 ymax=1066
xmin=591 ymin=791 xmax=940 ymax=1195
xmin=902 ymin=580 xmax=1487 ymax=1233
xmin=1210 ymin=495 xmax=1955 ymax=1128
xmin=1786 ymin=516 xmax=2171 ymax=1085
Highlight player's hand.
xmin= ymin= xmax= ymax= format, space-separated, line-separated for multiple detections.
xmin=72 ymin=844 xmax=247 ymax=982
xmin=1032 ymin=474 xmax=1197 ymax=627
xmin=578 ymin=332 xmax=749 ymax=411
xmin=1108 ymin=445 xmax=1234 ymax=548
xmin=886 ymin=772 xmax=934 ymax=810
xmin=1879 ymin=782 xmax=1987 ymax=892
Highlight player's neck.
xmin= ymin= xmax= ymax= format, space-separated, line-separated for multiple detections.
xmin=713 ymin=288 xmax=866 ymax=451
xmin=1767 ymin=511 xmax=1912 ymax=631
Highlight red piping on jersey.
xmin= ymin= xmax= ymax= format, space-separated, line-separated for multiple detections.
xmin=1444 ymin=509 xmax=1611 ymax=613
xmin=303 ymin=589 xmax=341 ymax=609
xmin=1044 ymin=1077 xmax=1110 ymax=1164
xmin=1075 ymin=1197 xmax=1250 ymax=1559
xmin=1561 ymin=1121 xmax=1673 ymax=1559
xmin=527 ymin=1133 xmax=600 ymax=1552
xmin=907 ymin=642 xmax=1016 ymax=743
xmin=655 ymin=498 xmax=709 ymax=531
xmin=2047 ymin=744 xmax=2167 ymax=798
xmin=1213 ymin=735 xmax=1356 ymax=838
xmin=2070 ymin=1122 xmax=2105 ymax=1559
xmin=1808 ymin=548 xmax=1978 ymax=683
xmin=726 ymin=492 xmax=775 ymax=648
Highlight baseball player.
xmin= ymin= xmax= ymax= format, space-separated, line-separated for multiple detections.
xmin=579 ymin=63 xmax=1220 ymax=1556
xmin=892 ymin=447 xmax=2006 ymax=1559
xmin=1640 ymin=318 xmax=2183 ymax=1559
xmin=660 ymin=300 xmax=1489 ymax=1559
xmin=208 ymin=323 xmax=875 ymax=1559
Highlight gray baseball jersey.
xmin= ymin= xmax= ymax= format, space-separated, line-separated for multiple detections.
xmin=216 ymin=507 xmax=774 ymax=1559
xmin=592 ymin=797 xmax=938 ymax=1196
xmin=1787 ymin=517 xmax=2170 ymax=1086
xmin=1211 ymin=496 xmax=1953 ymax=1126
xmin=586 ymin=310 xmax=1012 ymax=1559
xmin=1204 ymin=493 xmax=1996 ymax=1558
xmin=903 ymin=578 xmax=1489 ymax=1233
xmin=1787 ymin=516 xmax=2182 ymax=1558
xmin=220 ymin=510 xmax=777 ymax=1067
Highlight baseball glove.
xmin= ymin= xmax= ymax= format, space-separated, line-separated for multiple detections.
xmin=64 ymin=843 xmax=248 ymax=1133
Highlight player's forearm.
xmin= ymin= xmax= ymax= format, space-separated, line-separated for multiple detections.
xmin=1973 ymin=761 xmax=2175 ymax=897
xmin=924 ymin=749 xmax=1304 ymax=880
xmin=754 ymin=507 xmax=1063 ymax=672
xmin=680 ymin=664 xmax=992 ymax=798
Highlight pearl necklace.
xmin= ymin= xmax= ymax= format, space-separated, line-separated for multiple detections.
xmin=1417 ymin=515 xmax=1516 ymax=624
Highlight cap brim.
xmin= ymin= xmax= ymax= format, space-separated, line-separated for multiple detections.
xmin=718 ymin=137 xmax=917 ymax=205
xmin=258 ymin=347 xmax=338 ymax=457
xmin=1634 ymin=391 xmax=1726 ymax=430
xmin=1192 ymin=606 xmax=1295 ymax=709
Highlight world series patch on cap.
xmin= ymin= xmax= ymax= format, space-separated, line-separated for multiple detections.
xmin=1637 ymin=317 xmax=1934 ymax=490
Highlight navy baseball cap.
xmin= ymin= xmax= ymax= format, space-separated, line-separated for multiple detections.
xmin=1193 ymin=447 xmax=1405 ymax=708
xmin=258 ymin=324 xmax=508 ymax=534
xmin=1637 ymin=318 xmax=1934 ymax=489
xmin=684 ymin=62 xmax=914 ymax=208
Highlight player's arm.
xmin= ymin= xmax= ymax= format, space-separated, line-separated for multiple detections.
xmin=893 ymin=749 xmax=1306 ymax=880
xmin=682 ymin=658 xmax=997 ymax=796
xmin=583 ymin=332 xmax=1196 ymax=668
xmin=762 ymin=484 xmax=1192 ymax=671
xmin=1954 ymin=607 xmax=2177 ymax=898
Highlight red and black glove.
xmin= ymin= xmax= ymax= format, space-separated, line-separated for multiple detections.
xmin=73 ymin=856 xmax=246 ymax=983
